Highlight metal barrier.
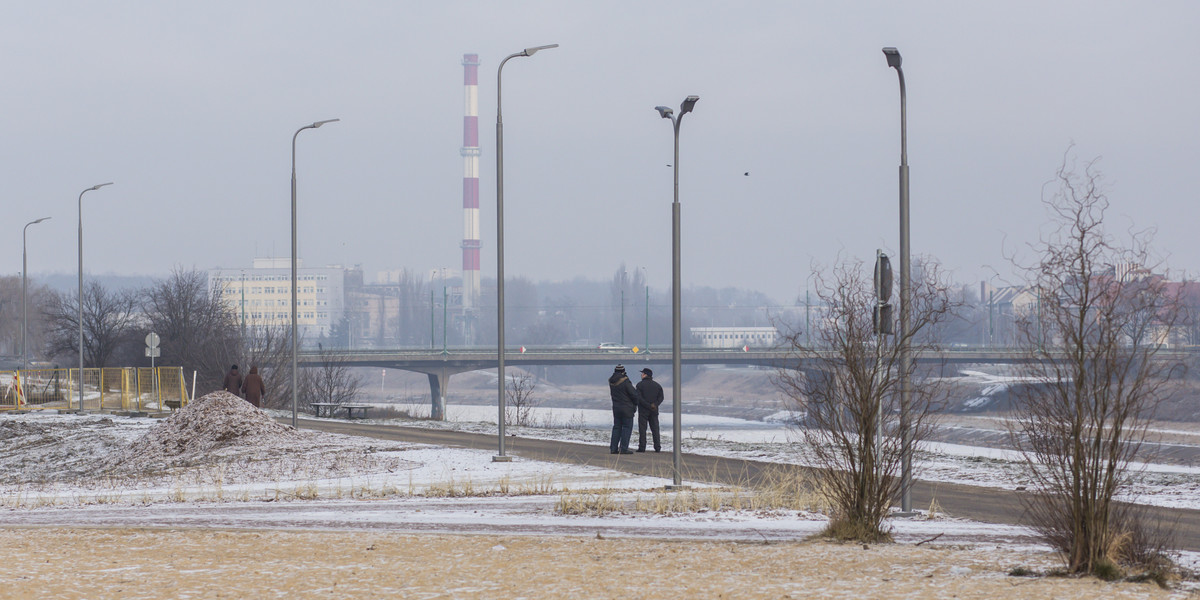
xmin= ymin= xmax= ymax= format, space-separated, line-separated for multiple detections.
xmin=1 ymin=367 xmax=190 ymax=412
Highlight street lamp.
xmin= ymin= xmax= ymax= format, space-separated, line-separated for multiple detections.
xmin=882 ymin=46 xmax=913 ymax=513
xmin=291 ymin=118 xmax=339 ymax=428
xmin=495 ymin=42 xmax=558 ymax=462
xmin=23 ymin=217 xmax=51 ymax=373
xmin=655 ymin=94 xmax=699 ymax=488
xmin=78 ymin=183 xmax=112 ymax=412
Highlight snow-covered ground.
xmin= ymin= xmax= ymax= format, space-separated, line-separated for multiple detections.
xmin=4 ymin=392 xmax=1200 ymax=580
xmin=347 ymin=400 xmax=1200 ymax=511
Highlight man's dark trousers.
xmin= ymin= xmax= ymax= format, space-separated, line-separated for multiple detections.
xmin=638 ymin=409 xmax=661 ymax=451
xmin=610 ymin=409 xmax=635 ymax=453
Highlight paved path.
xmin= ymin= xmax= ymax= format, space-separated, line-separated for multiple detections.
xmin=292 ymin=418 xmax=1200 ymax=551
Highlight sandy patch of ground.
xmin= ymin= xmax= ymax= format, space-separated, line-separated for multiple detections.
xmin=0 ymin=527 xmax=1184 ymax=600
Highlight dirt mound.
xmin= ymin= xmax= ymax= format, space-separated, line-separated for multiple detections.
xmin=105 ymin=391 xmax=305 ymax=473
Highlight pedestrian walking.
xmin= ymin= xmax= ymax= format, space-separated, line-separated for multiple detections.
xmin=608 ymin=364 xmax=639 ymax=454
xmin=635 ymin=368 xmax=664 ymax=452
xmin=240 ymin=365 xmax=266 ymax=408
xmin=223 ymin=365 xmax=243 ymax=397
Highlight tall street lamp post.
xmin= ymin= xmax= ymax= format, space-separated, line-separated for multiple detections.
xmin=494 ymin=43 xmax=557 ymax=462
xmin=655 ymin=95 xmax=699 ymax=488
xmin=883 ymin=46 xmax=913 ymax=513
xmin=23 ymin=216 xmax=51 ymax=373
xmin=291 ymin=118 xmax=339 ymax=428
xmin=77 ymin=183 xmax=112 ymax=412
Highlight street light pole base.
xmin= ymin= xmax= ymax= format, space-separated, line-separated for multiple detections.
xmin=664 ymin=484 xmax=690 ymax=491
xmin=492 ymin=455 xmax=513 ymax=463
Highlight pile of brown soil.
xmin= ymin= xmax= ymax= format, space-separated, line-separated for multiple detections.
xmin=103 ymin=391 xmax=308 ymax=474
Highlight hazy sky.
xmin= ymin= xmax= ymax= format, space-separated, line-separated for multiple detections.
xmin=4 ymin=1 xmax=1198 ymax=303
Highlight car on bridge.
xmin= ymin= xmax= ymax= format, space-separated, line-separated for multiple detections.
xmin=597 ymin=342 xmax=631 ymax=353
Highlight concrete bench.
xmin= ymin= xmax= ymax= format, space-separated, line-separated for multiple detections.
xmin=310 ymin=402 xmax=339 ymax=418
xmin=341 ymin=404 xmax=370 ymax=419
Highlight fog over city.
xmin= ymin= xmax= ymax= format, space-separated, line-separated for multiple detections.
xmin=4 ymin=2 xmax=1199 ymax=303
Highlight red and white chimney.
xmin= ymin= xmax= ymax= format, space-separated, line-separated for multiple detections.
xmin=460 ymin=53 xmax=482 ymax=310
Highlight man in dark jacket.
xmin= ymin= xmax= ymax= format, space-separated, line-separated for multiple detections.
xmin=608 ymin=364 xmax=639 ymax=454
xmin=635 ymin=368 xmax=664 ymax=452
xmin=222 ymin=365 xmax=243 ymax=397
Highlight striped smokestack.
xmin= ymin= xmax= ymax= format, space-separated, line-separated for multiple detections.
xmin=460 ymin=53 xmax=482 ymax=310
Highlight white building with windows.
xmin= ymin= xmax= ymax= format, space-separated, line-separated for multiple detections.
xmin=690 ymin=326 xmax=779 ymax=349
xmin=208 ymin=258 xmax=346 ymax=342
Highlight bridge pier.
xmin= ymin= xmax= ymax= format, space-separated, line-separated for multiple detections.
xmin=426 ymin=369 xmax=449 ymax=421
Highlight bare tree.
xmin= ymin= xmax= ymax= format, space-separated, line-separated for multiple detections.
xmin=142 ymin=267 xmax=241 ymax=392
xmin=299 ymin=343 xmax=363 ymax=409
xmin=505 ymin=370 xmax=540 ymax=427
xmin=1008 ymin=154 xmax=1187 ymax=576
xmin=775 ymin=256 xmax=957 ymax=542
xmin=42 ymin=281 xmax=140 ymax=367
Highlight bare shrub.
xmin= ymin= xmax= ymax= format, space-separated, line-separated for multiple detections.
xmin=504 ymin=371 xmax=540 ymax=427
xmin=1008 ymin=151 xmax=1187 ymax=577
xmin=776 ymin=257 xmax=957 ymax=542
xmin=299 ymin=344 xmax=363 ymax=409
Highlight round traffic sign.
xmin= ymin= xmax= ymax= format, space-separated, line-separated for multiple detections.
xmin=145 ymin=332 xmax=160 ymax=349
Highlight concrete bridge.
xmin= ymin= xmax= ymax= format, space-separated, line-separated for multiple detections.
xmin=299 ymin=345 xmax=1163 ymax=419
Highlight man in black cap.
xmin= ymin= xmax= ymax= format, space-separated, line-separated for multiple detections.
xmin=608 ymin=364 xmax=640 ymax=454
xmin=635 ymin=368 xmax=664 ymax=452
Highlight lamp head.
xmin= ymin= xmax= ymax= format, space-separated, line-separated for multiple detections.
xmin=654 ymin=106 xmax=674 ymax=119
xmin=680 ymin=95 xmax=699 ymax=115
xmin=882 ymin=47 xmax=902 ymax=69
xmin=32 ymin=217 xmax=51 ymax=225
xmin=523 ymin=43 xmax=559 ymax=57
xmin=90 ymin=182 xmax=114 ymax=191
xmin=312 ymin=118 xmax=340 ymax=128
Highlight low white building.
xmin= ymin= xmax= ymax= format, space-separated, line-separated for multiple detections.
xmin=690 ymin=326 xmax=779 ymax=349
xmin=208 ymin=258 xmax=346 ymax=343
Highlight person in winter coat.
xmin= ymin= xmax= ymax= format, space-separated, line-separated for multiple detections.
xmin=223 ymin=365 xmax=243 ymax=397
xmin=608 ymin=364 xmax=640 ymax=454
xmin=240 ymin=365 xmax=266 ymax=408
xmin=635 ymin=368 xmax=664 ymax=452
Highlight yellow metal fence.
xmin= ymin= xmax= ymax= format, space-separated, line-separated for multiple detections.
xmin=1 ymin=367 xmax=189 ymax=412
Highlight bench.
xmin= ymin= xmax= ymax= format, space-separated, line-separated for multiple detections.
xmin=310 ymin=402 xmax=339 ymax=418
xmin=341 ymin=404 xmax=370 ymax=419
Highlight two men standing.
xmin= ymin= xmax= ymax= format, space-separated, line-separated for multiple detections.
xmin=608 ymin=364 xmax=665 ymax=454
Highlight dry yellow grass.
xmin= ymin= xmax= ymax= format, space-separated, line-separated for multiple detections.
xmin=0 ymin=527 xmax=1187 ymax=599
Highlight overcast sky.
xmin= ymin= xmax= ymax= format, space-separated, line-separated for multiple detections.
xmin=4 ymin=1 xmax=1198 ymax=303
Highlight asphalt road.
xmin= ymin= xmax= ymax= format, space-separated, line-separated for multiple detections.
xmin=293 ymin=418 xmax=1200 ymax=552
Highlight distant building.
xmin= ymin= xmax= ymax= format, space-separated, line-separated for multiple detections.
xmin=208 ymin=258 xmax=346 ymax=343
xmin=690 ymin=326 xmax=779 ymax=349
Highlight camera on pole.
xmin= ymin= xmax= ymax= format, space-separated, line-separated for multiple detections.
xmin=873 ymin=251 xmax=894 ymax=335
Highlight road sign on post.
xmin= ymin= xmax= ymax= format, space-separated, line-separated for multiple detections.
xmin=874 ymin=251 xmax=892 ymax=304
xmin=145 ymin=332 xmax=160 ymax=408
xmin=874 ymin=251 xmax=894 ymax=335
